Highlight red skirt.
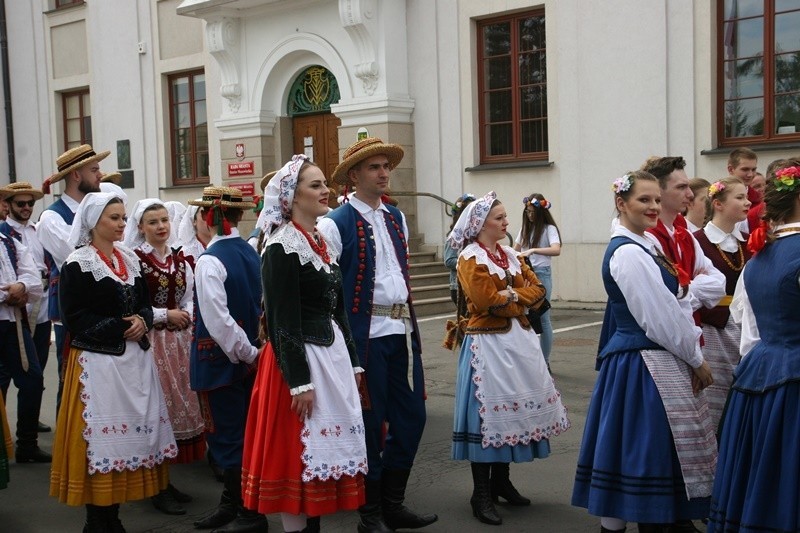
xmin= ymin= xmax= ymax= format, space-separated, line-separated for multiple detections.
xmin=173 ymin=434 xmax=206 ymax=464
xmin=241 ymin=343 xmax=365 ymax=516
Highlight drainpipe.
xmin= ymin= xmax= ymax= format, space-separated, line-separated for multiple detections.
xmin=0 ymin=0 xmax=15 ymax=182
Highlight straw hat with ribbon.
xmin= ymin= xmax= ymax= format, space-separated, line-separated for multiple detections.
xmin=42 ymin=144 xmax=110 ymax=194
xmin=331 ymin=137 xmax=404 ymax=186
xmin=188 ymin=186 xmax=256 ymax=236
xmin=0 ymin=181 xmax=44 ymax=201
xmin=100 ymin=171 xmax=122 ymax=184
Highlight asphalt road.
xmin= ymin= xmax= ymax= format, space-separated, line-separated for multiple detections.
xmin=3 ymin=307 xmax=619 ymax=532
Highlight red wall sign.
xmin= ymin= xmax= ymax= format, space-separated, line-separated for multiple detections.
xmin=227 ymin=161 xmax=255 ymax=176
xmin=228 ymin=181 xmax=255 ymax=197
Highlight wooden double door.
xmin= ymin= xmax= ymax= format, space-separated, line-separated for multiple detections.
xmin=292 ymin=113 xmax=341 ymax=184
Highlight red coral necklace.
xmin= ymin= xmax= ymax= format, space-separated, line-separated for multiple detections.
xmin=478 ymin=241 xmax=509 ymax=269
xmin=292 ymin=221 xmax=330 ymax=264
xmin=93 ymin=246 xmax=129 ymax=281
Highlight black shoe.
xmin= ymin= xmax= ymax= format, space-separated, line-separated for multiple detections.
xmin=15 ymin=445 xmax=52 ymax=463
xmin=303 ymin=516 xmax=320 ymax=533
xmin=168 ymin=482 xmax=193 ymax=503
xmin=381 ymin=468 xmax=438 ymax=529
xmin=210 ymin=508 xmax=268 ymax=532
xmin=357 ymin=504 xmax=393 ymax=533
xmin=152 ymin=489 xmax=186 ymax=515
xmin=470 ymin=463 xmax=502 ymax=526
xmin=37 ymin=421 xmax=51 ymax=433
xmin=638 ymin=525 xmax=669 ymax=533
xmin=195 ymin=468 xmax=240 ymax=529
xmin=490 ymin=463 xmax=530 ymax=506
xmin=195 ymin=504 xmax=237 ymax=529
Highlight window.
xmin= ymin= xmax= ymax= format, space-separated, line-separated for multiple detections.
xmin=168 ymin=70 xmax=209 ymax=186
xmin=718 ymin=0 xmax=800 ymax=145
xmin=55 ymin=0 xmax=84 ymax=8
xmin=477 ymin=10 xmax=547 ymax=163
xmin=62 ymin=89 xmax=91 ymax=151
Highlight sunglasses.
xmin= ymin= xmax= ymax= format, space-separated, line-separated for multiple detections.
xmin=13 ymin=200 xmax=35 ymax=208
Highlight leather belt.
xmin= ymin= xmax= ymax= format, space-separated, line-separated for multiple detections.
xmin=371 ymin=303 xmax=410 ymax=319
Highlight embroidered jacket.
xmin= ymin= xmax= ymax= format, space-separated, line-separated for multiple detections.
xmin=457 ymin=243 xmax=545 ymax=335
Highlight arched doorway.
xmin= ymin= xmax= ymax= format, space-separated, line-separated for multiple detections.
xmin=289 ymin=66 xmax=341 ymax=181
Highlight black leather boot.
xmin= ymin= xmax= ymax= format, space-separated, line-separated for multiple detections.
xmin=211 ymin=507 xmax=268 ymax=532
xmin=470 ymin=462 xmax=502 ymax=526
xmin=490 ymin=462 xmax=530 ymax=506
xmin=152 ymin=488 xmax=186 ymax=515
xmin=303 ymin=516 xmax=320 ymax=532
xmin=83 ymin=504 xmax=107 ymax=533
xmin=381 ymin=468 xmax=438 ymax=529
xmin=358 ymin=478 xmax=392 ymax=533
xmin=106 ymin=504 xmax=126 ymax=533
xmin=168 ymin=482 xmax=193 ymax=503
xmin=638 ymin=525 xmax=669 ymax=533
xmin=194 ymin=469 xmax=238 ymax=529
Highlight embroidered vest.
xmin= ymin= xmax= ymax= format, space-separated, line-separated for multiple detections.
xmin=327 ymin=203 xmax=421 ymax=366
xmin=43 ymin=199 xmax=75 ymax=320
xmin=0 ymin=233 xmax=18 ymax=273
xmin=693 ymin=230 xmax=751 ymax=328
xmin=190 ymin=237 xmax=261 ymax=391
xmin=135 ymin=248 xmax=187 ymax=311
xmin=597 ymin=236 xmax=677 ymax=364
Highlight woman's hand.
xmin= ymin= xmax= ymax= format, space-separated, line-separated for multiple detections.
xmin=691 ymin=360 xmax=713 ymax=395
xmin=122 ymin=315 xmax=146 ymax=342
xmin=167 ymin=309 xmax=191 ymax=329
xmin=518 ymin=248 xmax=536 ymax=258
xmin=355 ymin=373 xmax=362 ymax=388
xmin=291 ymin=390 xmax=314 ymax=421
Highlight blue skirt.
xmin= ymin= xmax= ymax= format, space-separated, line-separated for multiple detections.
xmin=451 ymin=333 xmax=551 ymax=463
xmin=708 ymin=380 xmax=800 ymax=532
xmin=571 ymin=350 xmax=710 ymax=523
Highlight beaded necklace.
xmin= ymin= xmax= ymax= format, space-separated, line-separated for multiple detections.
xmin=715 ymin=242 xmax=745 ymax=272
xmin=292 ymin=221 xmax=330 ymax=264
xmin=477 ymin=241 xmax=509 ymax=269
xmin=93 ymin=245 xmax=129 ymax=281
xmin=146 ymin=247 xmax=173 ymax=271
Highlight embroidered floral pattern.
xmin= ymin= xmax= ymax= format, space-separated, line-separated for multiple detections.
xmin=300 ymin=420 xmax=367 ymax=482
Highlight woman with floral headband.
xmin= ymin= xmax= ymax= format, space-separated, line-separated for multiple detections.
xmin=572 ymin=171 xmax=715 ymax=533
xmin=241 ymin=155 xmax=365 ymax=533
xmin=708 ymin=160 xmax=800 ymax=532
xmin=448 ymin=191 xmax=569 ymax=526
xmin=691 ymin=177 xmax=751 ymax=430
xmin=514 ymin=193 xmax=561 ymax=367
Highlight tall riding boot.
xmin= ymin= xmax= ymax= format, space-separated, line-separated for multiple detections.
xmin=194 ymin=468 xmax=238 ymax=529
xmin=15 ymin=394 xmax=51 ymax=463
xmin=211 ymin=468 xmax=268 ymax=532
xmin=358 ymin=478 xmax=392 ymax=533
xmin=470 ymin=462 xmax=502 ymax=526
xmin=83 ymin=504 xmax=107 ymax=533
xmin=490 ymin=462 xmax=530 ymax=506
xmin=381 ymin=468 xmax=438 ymax=529
xmin=106 ymin=504 xmax=126 ymax=533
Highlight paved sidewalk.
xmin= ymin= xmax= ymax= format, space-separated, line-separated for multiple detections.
xmin=3 ymin=307 xmax=614 ymax=532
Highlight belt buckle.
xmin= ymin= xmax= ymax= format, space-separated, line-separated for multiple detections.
xmin=390 ymin=303 xmax=403 ymax=319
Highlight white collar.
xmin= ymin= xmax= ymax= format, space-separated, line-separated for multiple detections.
xmin=61 ymin=193 xmax=81 ymax=212
xmin=703 ymin=221 xmax=745 ymax=244
xmin=5 ymin=217 xmax=31 ymax=231
xmin=774 ymin=222 xmax=800 ymax=238
xmin=207 ymin=227 xmax=242 ymax=248
xmin=348 ymin=195 xmax=388 ymax=215
xmin=612 ymin=225 xmax=657 ymax=253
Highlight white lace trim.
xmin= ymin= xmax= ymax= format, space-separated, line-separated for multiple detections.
xmin=266 ymin=223 xmax=335 ymax=273
xmin=460 ymin=242 xmax=522 ymax=279
xmin=289 ymin=383 xmax=315 ymax=396
xmin=65 ymin=244 xmax=142 ymax=286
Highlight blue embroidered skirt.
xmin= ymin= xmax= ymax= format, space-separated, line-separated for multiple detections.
xmin=708 ymin=380 xmax=800 ymax=532
xmin=451 ymin=333 xmax=551 ymax=463
xmin=571 ymin=350 xmax=709 ymax=523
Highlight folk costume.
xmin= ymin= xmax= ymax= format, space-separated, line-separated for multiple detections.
xmin=49 ymin=193 xmax=177 ymax=529
xmin=38 ymin=145 xmax=110 ymax=414
xmin=242 ymin=156 xmax=366 ymax=530
xmin=708 ymin=223 xmax=800 ymax=532
xmin=318 ymin=137 xmax=437 ymax=531
xmin=0 ymin=232 xmax=47 ymax=461
xmin=188 ymin=186 xmax=266 ymax=531
xmin=447 ymin=192 xmax=569 ymax=525
xmin=693 ymin=222 xmax=751 ymax=430
xmin=126 ymin=200 xmax=205 ymax=463
xmin=176 ymin=205 xmax=205 ymax=269
xmin=572 ymin=225 xmax=717 ymax=526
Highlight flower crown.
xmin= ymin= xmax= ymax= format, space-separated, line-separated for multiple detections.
xmin=522 ymin=195 xmax=551 ymax=209
xmin=611 ymin=175 xmax=632 ymax=194
xmin=707 ymin=181 xmax=726 ymax=198
xmin=451 ymin=193 xmax=476 ymax=215
xmin=775 ymin=166 xmax=800 ymax=192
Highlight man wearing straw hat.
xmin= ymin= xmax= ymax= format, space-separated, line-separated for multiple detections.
xmin=188 ymin=186 xmax=267 ymax=532
xmin=319 ymin=137 xmax=438 ymax=532
xmin=37 ymin=144 xmax=109 ymax=414
xmin=0 ymin=193 xmax=48 ymax=463
xmin=0 ymin=182 xmax=54 ymax=436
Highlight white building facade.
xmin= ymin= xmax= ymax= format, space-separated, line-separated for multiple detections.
xmin=1 ymin=0 xmax=798 ymax=302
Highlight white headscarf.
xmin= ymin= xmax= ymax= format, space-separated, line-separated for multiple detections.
xmin=69 ymin=192 xmax=125 ymax=248
xmin=259 ymin=154 xmax=308 ymax=237
xmin=124 ymin=198 xmax=166 ymax=249
xmin=177 ymin=204 xmax=200 ymax=246
xmin=446 ymin=191 xmax=497 ymax=251
xmin=164 ymin=201 xmax=187 ymax=245
xmin=99 ymin=182 xmax=128 ymax=207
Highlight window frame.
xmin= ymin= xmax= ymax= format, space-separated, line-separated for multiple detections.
xmin=716 ymin=0 xmax=800 ymax=147
xmin=167 ymin=69 xmax=209 ymax=187
xmin=54 ymin=0 xmax=84 ymax=9
xmin=61 ymin=89 xmax=91 ymax=151
xmin=476 ymin=9 xmax=548 ymax=164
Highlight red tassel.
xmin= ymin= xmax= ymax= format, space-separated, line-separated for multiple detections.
xmin=747 ymin=222 xmax=769 ymax=255
xmin=204 ymin=206 xmax=215 ymax=228
xmin=42 ymin=177 xmax=51 ymax=195
xmin=222 ymin=218 xmax=232 ymax=236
